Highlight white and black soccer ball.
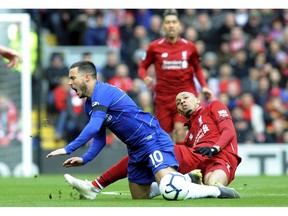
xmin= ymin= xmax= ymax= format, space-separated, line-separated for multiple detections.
xmin=159 ymin=172 xmax=189 ymax=200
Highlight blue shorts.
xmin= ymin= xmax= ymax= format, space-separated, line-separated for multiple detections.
xmin=127 ymin=123 xmax=179 ymax=184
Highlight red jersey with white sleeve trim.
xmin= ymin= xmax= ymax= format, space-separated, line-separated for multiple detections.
xmin=184 ymin=101 xmax=240 ymax=162
xmin=138 ymin=37 xmax=207 ymax=97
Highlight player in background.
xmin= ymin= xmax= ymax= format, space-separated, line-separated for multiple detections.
xmin=138 ymin=9 xmax=213 ymax=145
xmin=0 ymin=45 xmax=23 ymax=68
xmin=47 ymin=61 xmax=239 ymax=200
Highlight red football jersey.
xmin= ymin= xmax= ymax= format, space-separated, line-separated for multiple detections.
xmin=184 ymin=101 xmax=239 ymax=158
xmin=138 ymin=37 xmax=207 ymax=97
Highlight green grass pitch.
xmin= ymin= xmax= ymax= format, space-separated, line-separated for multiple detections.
xmin=0 ymin=174 xmax=287 ymax=214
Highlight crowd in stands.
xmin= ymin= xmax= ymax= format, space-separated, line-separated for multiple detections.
xmin=25 ymin=9 xmax=288 ymax=145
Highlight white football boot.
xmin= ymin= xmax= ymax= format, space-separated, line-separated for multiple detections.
xmin=64 ymin=174 xmax=100 ymax=200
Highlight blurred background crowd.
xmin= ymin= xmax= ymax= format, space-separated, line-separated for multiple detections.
xmin=1 ymin=8 xmax=288 ymax=148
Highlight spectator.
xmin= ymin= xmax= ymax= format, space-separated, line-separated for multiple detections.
xmin=243 ymin=9 xmax=263 ymax=39
xmin=209 ymin=9 xmax=227 ymax=31
xmin=282 ymin=129 xmax=288 ymax=143
xmin=121 ymin=24 xmax=149 ymax=74
xmin=0 ymin=94 xmax=18 ymax=147
xmin=108 ymin=63 xmax=133 ymax=93
xmin=217 ymin=12 xmax=237 ymax=44
xmin=269 ymin=67 xmax=282 ymax=88
xmin=194 ymin=40 xmax=206 ymax=60
xmin=217 ymin=40 xmax=233 ymax=65
xmin=226 ymin=81 xmax=242 ymax=110
xmin=119 ymin=11 xmax=137 ymax=46
xmin=41 ymin=9 xmax=78 ymax=45
xmin=179 ymin=9 xmax=197 ymax=29
xmin=237 ymin=91 xmax=266 ymax=143
xmin=230 ymin=49 xmax=250 ymax=79
xmin=265 ymin=118 xmax=288 ymax=143
xmin=66 ymin=9 xmax=92 ymax=45
xmin=134 ymin=9 xmax=153 ymax=29
xmin=269 ymin=19 xmax=284 ymax=42
xmin=231 ymin=106 xmax=254 ymax=144
xmin=183 ymin=26 xmax=198 ymax=43
xmin=147 ymin=14 xmax=163 ymax=42
xmin=259 ymin=9 xmax=280 ymax=28
xmin=81 ymin=52 xmax=93 ymax=62
xmin=82 ymin=10 xmax=108 ymax=46
xmin=103 ymin=9 xmax=126 ymax=27
xmin=264 ymin=87 xmax=288 ymax=133
xmin=281 ymin=26 xmax=288 ymax=53
xmin=193 ymin=12 xmax=216 ymax=51
xmin=106 ymin=25 xmax=122 ymax=51
xmin=240 ymin=67 xmax=260 ymax=94
xmin=254 ymin=76 xmax=271 ymax=107
xmin=44 ymin=52 xmax=69 ymax=121
xmin=101 ymin=50 xmax=119 ymax=82
xmin=246 ymin=37 xmax=266 ymax=67
xmin=137 ymin=90 xmax=153 ymax=114
xmin=127 ymin=78 xmax=146 ymax=106
xmin=218 ymin=63 xmax=241 ymax=94
xmin=201 ymin=51 xmax=219 ymax=78
xmin=234 ymin=9 xmax=249 ymax=27
xmin=53 ymin=77 xmax=87 ymax=143
xmin=265 ymin=40 xmax=283 ymax=68
xmin=280 ymin=79 xmax=288 ymax=104
xmin=229 ymin=27 xmax=248 ymax=53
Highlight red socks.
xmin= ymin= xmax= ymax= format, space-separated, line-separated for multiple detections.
xmin=92 ymin=155 xmax=129 ymax=189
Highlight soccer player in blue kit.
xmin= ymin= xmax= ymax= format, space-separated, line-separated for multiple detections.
xmin=47 ymin=61 xmax=239 ymax=200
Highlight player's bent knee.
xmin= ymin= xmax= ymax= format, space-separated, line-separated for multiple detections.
xmin=159 ymin=172 xmax=189 ymax=201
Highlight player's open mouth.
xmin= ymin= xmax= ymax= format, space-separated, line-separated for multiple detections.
xmin=182 ymin=104 xmax=188 ymax=109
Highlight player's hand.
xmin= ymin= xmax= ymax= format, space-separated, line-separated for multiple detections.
xmin=63 ymin=157 xmax=83 ymax=167
xmin=143 ymin=76 xmax=154 ymax=88
xmin=46 ymin=148 xmax=66 ymax=158
xmin=194 ymin=146 xmax=219 ymax=158
xmin=202 ymin=87 xmax=213 ymax=100
xmin=0 ymin=45 xmax=23 ymax=68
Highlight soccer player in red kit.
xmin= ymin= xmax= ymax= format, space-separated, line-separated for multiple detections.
xmin=64 ymin=91 xmax=241 ymax=199
xmin=138 ymin=9 xmax=213 ymax=145
xmin=174 ymin=91 xmax=242 ymax=186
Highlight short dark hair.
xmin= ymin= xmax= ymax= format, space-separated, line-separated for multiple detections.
xmin=70 ymin=61 xmax=97 ymax=79
xmin=163 ymin=9 xmax=179 ymax=18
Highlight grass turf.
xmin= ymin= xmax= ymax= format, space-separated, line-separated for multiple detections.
xmin=0 ymin=174 xmax=287 ymax=210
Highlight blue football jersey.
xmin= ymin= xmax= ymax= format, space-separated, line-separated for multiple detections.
xmin=65 ymin=81 xmax=161 ymax=164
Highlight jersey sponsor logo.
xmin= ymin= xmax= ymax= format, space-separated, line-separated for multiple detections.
xmin=162 ymin=60 xmax=183 ymax=69
xmin=218 ymin=110 xmax=229 ymax=118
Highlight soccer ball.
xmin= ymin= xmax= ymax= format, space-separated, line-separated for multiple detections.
xmin=159 ymin=172 xmax=189 ymax=200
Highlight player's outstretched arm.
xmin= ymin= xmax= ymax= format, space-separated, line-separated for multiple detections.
xmin=0 ymin=45 xmax=23 ymax=68
xmin=46 ymin=148 xmax=66 ymax=157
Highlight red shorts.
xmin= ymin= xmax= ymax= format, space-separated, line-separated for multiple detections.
xmin=174 ymin=145 xmax=240 ymax=185
xmin=154 ymin=94 xmax=186 ymax=133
